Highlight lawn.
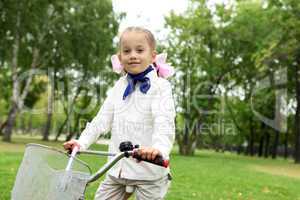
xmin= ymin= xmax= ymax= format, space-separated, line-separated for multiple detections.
xmin=1 ymin=136 xmax=300 ymax=200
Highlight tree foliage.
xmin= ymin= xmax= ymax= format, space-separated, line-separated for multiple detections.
xmin=165 ymin=0 xmax=300 ymax=162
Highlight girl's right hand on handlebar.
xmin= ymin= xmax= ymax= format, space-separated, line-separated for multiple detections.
xmin=63 ymin=140 xmax=81 ymax=153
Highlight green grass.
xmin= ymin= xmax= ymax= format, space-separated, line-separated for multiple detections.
xmin=1 ymin=136 xmax=300 ymax=200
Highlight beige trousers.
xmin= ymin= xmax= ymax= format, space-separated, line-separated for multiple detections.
xmin=94 ymin=174 xmax=170 ymax=200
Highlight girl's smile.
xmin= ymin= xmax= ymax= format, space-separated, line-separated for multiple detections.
xmin=119 ymin=31 xmax=156 ymax=74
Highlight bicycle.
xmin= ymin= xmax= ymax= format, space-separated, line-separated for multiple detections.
xmin=11 ymin=141 xmax=168 ymax=200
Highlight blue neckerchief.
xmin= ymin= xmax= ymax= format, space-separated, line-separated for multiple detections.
xmin=123 ymin=65 xmax=154 ymax=100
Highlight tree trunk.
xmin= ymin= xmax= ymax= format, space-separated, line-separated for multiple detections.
xmin=0 ymin=119 xmax=8 ymax=136
xmin=272 ymin=130 xmax=280 ymax=159
xmin=182 ymin=122 xmax=196 ymax=155
xmin=55 ymin=85 xmax=82 ymax=141
xmin=284 ymin=130 xmax=289 ymax=159
xmin=246 ymin=117 xmax=255 ymax=156
xmin=177 ymin=67 xmax=197 ymax=156
xmin=4 ymin=49 xmax=40 ymax=142
xmin=2 ymin=10 xmax=39 ymax=142
xmin=43 ymin=113 xmax=52 ymax=141
xmin=55 ymin=116 xmax=68 ymax=141
xmin=178 ymin=141 xmax=197 ymax=155
xmin=20 ymin=115 xmax=26 ymax=134
xmin=2 ymin=14 xmax=20 ymax=142
xmin=264 ymin=132 xmax=270 ymax=158
xmin=28 ymin=115 xmax=33 ymax=135
xmin=43 ymin=69 xmax=55 ymax=141
xmin=236 ymin=145 xmax=243 ymax=155
xmin=294 ymin=61 xmax=300 ymax=163
xmin=2 ymin=103 xmax=18 ymax=142
xmin=178 ymin=132 xmax=197 ymax=156
xmin=258 ymin=135 xmax=264 ymax=157
xmin=66 ymin=112 xmax=80 ymax=141
xmin=272 ymin=81 xmax=284 ymax=159
xmin=258 ymin=123 xmax=266 ymax=157
xmin=177 ymin=115 xmax=197 ymax=156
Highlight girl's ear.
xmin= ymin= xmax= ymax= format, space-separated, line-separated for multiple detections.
xmin=118 ymin=53 xmax=121 ymax=62
xmin=152 ymin=51 xmax=157 ymax=63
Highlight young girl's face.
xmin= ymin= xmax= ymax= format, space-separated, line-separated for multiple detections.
xmin=119 ymin=31 xmax=156 ymax=74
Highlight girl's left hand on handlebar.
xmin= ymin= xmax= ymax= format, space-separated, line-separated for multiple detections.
xmin=134 ymin=147 xmax=161 ymax=161
xmin=63 ymin=139 xmax=81 ymax=153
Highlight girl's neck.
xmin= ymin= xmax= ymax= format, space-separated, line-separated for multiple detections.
xmin=127 ymin=65 xmax=153 ymax=78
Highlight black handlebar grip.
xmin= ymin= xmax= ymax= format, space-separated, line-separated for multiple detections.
xmin=132 ymin=151 xmax=169 ymax=168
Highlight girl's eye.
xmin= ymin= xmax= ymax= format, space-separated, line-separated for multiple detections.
xmin=123 ymin=49 xmax=130 ymax=53
xmin=137 ymin=49 xmax=144 ymax=53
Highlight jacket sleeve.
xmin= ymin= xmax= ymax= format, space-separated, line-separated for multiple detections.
xmin=151 ymin=79 xmax=176 ymax=159
xmin=77 ymin=88 xmax=115 ymax=150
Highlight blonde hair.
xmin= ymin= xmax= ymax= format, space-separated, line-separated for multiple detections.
xmin=119 ymin=26 xmax=156 ymax=50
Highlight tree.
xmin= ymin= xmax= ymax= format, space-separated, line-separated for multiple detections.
xmin=41 ymin=0 xmax=119 ymax=141
xmin=165 ymin=0 xmax=237 ymax=155
xmin=0 ymin=0 xmax=119 ymax=142
xmin=165 ymin=0 xmax=291 ymax=158
xmin=1 ymin=0 xmax=47 ymax=142
xmin=256 ymin=0 xmax=300 ymax=163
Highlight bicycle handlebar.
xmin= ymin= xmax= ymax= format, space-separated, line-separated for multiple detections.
xmin=69 ymin=141 xmax=170 ymax=183
xmin=77 ymin=150 xmax=169 ymax=183
xmin=131 ymin=151 xmax=169 ymax=168
xmin=77 ymin=141 xmax=169 ymax=169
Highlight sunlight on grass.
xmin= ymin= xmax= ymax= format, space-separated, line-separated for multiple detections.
xmin=252 ymin=164 xmax=300 ymax=179
xmin=0 ymin=135 xmax=65 ymax=152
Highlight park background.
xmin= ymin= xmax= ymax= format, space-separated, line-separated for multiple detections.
xmin=1 ymin=0 xmax=300 ymax=199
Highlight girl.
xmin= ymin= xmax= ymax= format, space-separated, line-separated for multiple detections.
xmin=64 ymin=26 xmax=175 ymax=200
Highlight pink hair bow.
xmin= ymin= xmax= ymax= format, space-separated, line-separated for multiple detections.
xmin=154 ymin=53 xmax=175 ymax=78
xmin=111 ymin=55 xmax=123 ymax=74
xmin=111 ymin=53 xmax=175 ymax=78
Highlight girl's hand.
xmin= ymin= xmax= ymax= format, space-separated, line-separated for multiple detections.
xmin=63 ymin=139 xmax=81 ymax=153
xmin=135 ymin=147 xmax=161 ymax=161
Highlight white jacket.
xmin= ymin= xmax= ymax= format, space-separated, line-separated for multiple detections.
xmin=78 ymin=69 xmax=176 ymax=180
